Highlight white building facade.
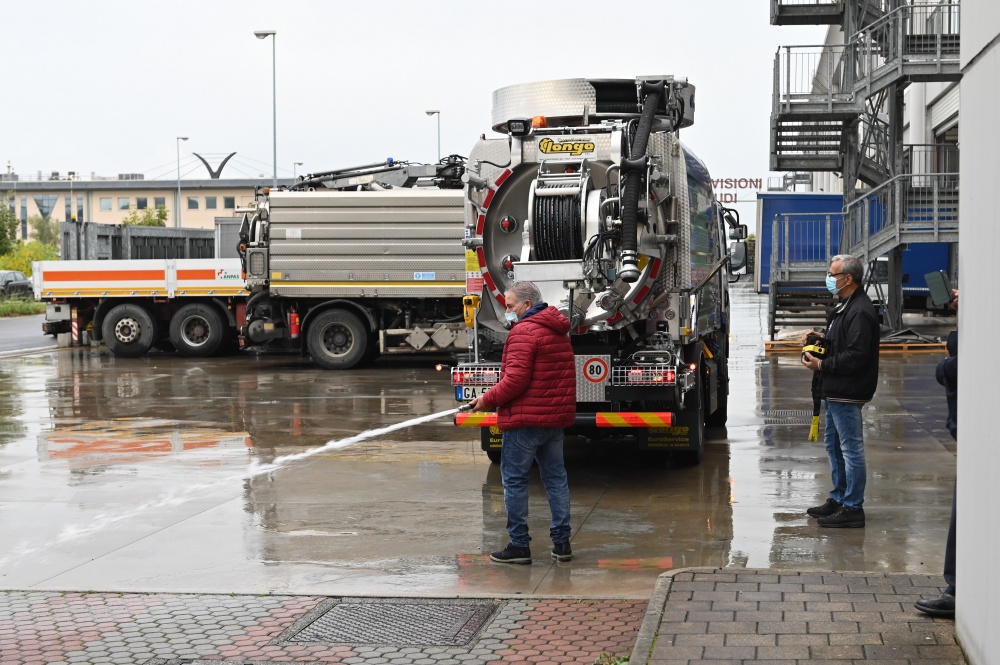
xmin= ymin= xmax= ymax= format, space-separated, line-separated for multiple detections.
xmin=955 ymin=0 xmax=999 ymax=661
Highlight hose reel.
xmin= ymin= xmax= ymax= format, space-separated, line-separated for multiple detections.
xmin=528 ymin=171 xmax=590 ymax=261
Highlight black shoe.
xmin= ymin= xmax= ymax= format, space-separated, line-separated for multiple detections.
xmin=915 ymin=593 xmax=955 ymax=618
xmin=490 ymin=543 xmax=531 ymax=564
xmin=551 ymin=542 xmax=572 ymax=562
xmin=817 ymin=506 xmax=865 ymax=528
xmin=807 ymin=498 xmax=842 ymax=517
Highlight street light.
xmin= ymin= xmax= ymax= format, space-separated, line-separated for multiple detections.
xmin=176 ymin=136 xmax=188 ymax=228
xmin=64 ymin=171 xmax=78 ymax=222
xmin=425 ymin=109 xmax=441 ymax=162
xmin=294 ymin=161 xmax=303 ymax=179
xmin=255 ymin=30 xmax=278 ymax=187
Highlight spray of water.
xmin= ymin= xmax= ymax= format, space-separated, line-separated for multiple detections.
xmin=0 ymin=407 xmax=462 ymax=571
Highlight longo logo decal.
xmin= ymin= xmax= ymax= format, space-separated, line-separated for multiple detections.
xmin=538 ymin=138 xmax=596 ymax=156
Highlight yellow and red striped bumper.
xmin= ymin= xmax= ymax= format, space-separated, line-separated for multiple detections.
xmin=454 ymin=412 xmax=498 ymax=427
xmin=454 ymin=412 xmax=674 ymax=428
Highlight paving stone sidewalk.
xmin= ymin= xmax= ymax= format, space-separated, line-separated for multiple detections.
xmin=630 ymin=568 xmax=965 ymax=665
xmin=0 ymin=591 xmax=644 ymax=665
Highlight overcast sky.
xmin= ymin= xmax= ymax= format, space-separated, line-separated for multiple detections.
xmin=4 ymin=1 xmax=823 ymax=218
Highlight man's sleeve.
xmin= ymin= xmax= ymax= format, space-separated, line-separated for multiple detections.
xmin=482 ymin=333 xmax=536 ymax=408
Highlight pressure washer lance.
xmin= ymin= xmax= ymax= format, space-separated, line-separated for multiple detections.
xmin=457 ymin=402 xmax=475 ymax=412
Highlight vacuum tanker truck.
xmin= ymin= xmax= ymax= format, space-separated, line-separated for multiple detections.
xmin=452 ymin=77 xmax=748 ymax=464
xmin=238 ymin=158 xmax=471 ymax=369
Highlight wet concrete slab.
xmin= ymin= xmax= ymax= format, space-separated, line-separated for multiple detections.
xmin=0 ymin=285 xmax=956 ymax=598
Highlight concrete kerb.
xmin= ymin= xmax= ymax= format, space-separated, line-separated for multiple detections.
xmin=629 ymin=566 xmax=718 ymax=665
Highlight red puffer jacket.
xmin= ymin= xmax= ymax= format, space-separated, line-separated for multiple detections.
xmin=481 ymin=304 xmax=577 ymax=430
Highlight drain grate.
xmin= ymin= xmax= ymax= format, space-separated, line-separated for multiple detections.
xmin=763 ymin=418 xmax=814 ymax=425
xmin=283 ymin=599 xmax=496 ymax=646
xmin=763 ymin=410 xmax=814 ymax=418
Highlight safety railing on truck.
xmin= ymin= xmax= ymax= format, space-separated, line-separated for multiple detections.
xmin=842 ymin=172 xmax=959 ymax=263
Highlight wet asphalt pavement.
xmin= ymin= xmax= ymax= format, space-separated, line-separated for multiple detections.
xmin=0 ymin=284 xmax=956 ymax=599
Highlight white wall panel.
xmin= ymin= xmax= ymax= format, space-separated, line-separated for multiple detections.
xmin=956 ymin=6 xmax=1000 ymax=661
xmin=961 ymin=1 xmax=1000 ymax=68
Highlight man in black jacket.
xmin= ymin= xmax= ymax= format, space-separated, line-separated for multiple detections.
xmin=801 ymin=254 xmax=880 ymax=528
xmin=915 ymin=290 xmax=958 ymax=618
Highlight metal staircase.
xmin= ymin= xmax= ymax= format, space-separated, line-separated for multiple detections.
xmin=769 ymin=0 xmax=961 ymax=332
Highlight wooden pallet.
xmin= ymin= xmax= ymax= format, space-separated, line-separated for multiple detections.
xmin=764 ymin=339 xmax=946 ymax=355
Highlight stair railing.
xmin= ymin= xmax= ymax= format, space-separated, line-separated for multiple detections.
xmin=771 ymin=211 xmax=844 ymax=284
xmin=774 ymin=44 xmax=853 ymax=114
xmin=843 ymin=171 xmax=959 ymax=260
xmin=854 ymin=2 xmax=961 ymax=98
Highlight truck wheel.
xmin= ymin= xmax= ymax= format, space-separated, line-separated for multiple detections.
xmin=102 ymin=304 xmax=159 ymax=358
xmin=485 ymin=449 xmax=502 ymax=464
xmin=307 ymin=309 xmax=369 ymax=369
xmin=169 ymin=304 xmax=226 ymax=357
xmin=705 ymin=339 xmax=729 ymax=428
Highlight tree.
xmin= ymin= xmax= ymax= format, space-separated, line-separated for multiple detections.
xmin=29 ymin=214 xmax=60 ymax=250
xmin=0 ymin=191 xmax=18 ymax=256
xmin=121 ymin=204 xmax=168 ymax=227
xmin=0 ymin=241 xmax=59 ymax=276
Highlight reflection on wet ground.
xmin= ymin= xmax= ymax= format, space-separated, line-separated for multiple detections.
xmin=0 ymin=284 xmax=956 ymax=598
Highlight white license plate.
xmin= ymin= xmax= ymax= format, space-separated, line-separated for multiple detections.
xmin=456 ymin=386 xmax=489 ymax=401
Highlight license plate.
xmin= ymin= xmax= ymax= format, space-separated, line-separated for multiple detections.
xmin=455 ymin=386 xmax=489 ymax=401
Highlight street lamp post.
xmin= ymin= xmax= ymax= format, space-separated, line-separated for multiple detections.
xmin=176 ymin=136 xmax=188 ymax=228
xmin=425 ymin=110 xmax=441 ymax=162
xmin=294 ymin=161 xmax=303 ymax=180
xmin=255 ymin=30 xmax=278 ymax=187
xmin=65 ymin=172 xmax=77 ymax=222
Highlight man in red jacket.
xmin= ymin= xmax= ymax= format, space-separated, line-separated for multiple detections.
xmin=467 ymin=281 xmax=577 ymax=564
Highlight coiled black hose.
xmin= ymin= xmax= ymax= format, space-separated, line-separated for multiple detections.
xmin=620 ymin=82 xmax=664 ymax=282
xmin=532 ymin=193 xmax=582 ymax=261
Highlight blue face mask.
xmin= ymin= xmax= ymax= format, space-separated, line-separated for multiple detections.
xmin=504 ymin=312 xmax=518 ymax=324
xmin=825 ymin=275 xmax=843 ymax=295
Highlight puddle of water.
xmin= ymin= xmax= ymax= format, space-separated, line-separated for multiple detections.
xmin=0 ymin=407 xmax=461 ymax=571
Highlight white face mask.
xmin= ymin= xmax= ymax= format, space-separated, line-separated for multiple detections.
xmin=825 ymin=275 xmax=843 ymax=295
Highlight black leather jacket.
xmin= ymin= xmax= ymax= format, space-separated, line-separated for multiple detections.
xmin=820 ymin=289 xmax=880 ymax=402
xmin=936 ymin=330 xmax=957 ymax=439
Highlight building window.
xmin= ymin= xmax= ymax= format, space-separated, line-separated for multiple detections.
xmin=136 ymin=197 xmax=148 ymax=210
xmin=205 ymin=196 xmax=217 ymax=210
xmin=100 ymin=197 xmax=112 ymax=211
xmin=154 ymin=197 xmax=166 ymax=209
xmin=935 ymin=125 xmax=959 ymax=174
xmin=118 ymin=197 xmax=130 ymax=211
xmin=187 ymin=197 xmax=199 ymax=210
xmin=224 ymin=196 xmax=236 ymax=209
xmin=34 ymin=194 xmax=59 ymax=218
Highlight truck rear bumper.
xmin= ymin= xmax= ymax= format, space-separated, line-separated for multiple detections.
xmin=42 ymin=321 xmax=71 ymax=335
xmin=455 ymin=411 xmax=675 ymax=428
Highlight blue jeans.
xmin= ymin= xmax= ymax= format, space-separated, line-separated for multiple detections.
xmin=500 ymin=427 xmax=572 ymax=548
xmin=823 ymin=400 xmax=867 ymax=510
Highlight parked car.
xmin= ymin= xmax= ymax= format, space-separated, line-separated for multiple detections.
xmin=0 ymin=270 xmax=33 ymax=298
